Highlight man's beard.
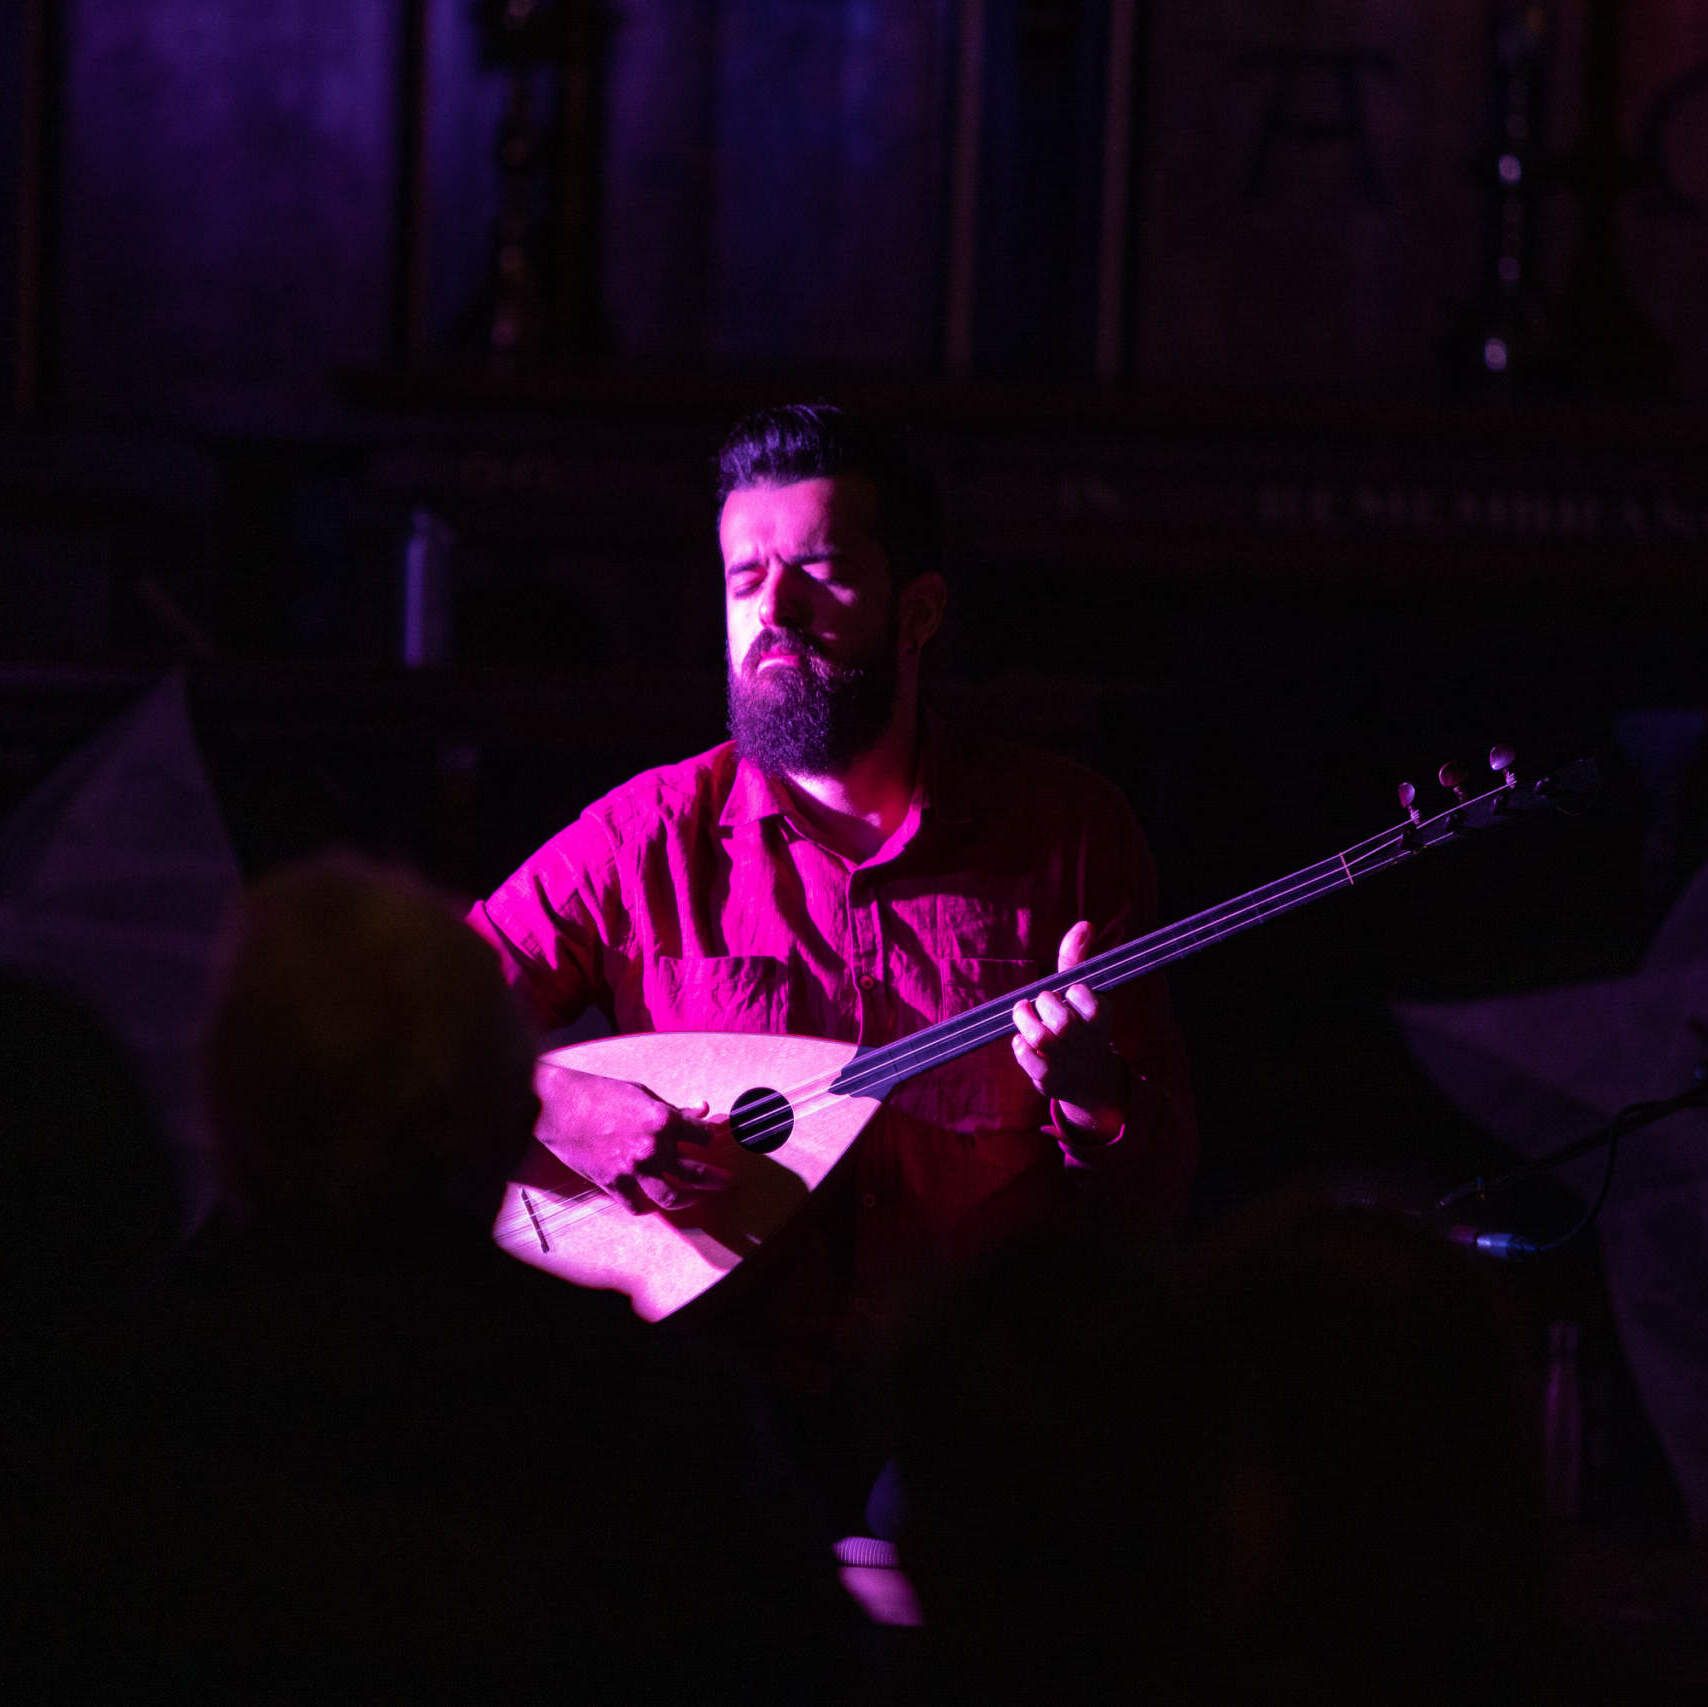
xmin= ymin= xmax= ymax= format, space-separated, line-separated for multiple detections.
xmin=727 ymin=627 xmax=900 ymax=778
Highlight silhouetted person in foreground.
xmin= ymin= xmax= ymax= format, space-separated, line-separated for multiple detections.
xmin=1 ymin=973 xmax=183 ymax=1689
xmin=895 ymin=1196 xmax=1553 ymax=1707
xmin=18 ymin=856 xmax=846 ymax=1703
xmin=0 ymin=969 xmax=179 ymax=1329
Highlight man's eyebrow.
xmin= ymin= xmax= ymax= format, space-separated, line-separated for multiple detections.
xmin=723 ymin=546 xmax=845 ymax=576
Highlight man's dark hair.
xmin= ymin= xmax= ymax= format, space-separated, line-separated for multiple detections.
xmin=715 ymin=403 xmax=943 ymax=586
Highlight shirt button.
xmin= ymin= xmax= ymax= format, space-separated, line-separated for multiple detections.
xmin=861 ymin=1192 xmax=879 ymax=1209
xmin=858 ymin=972 xmax=877 ymax=991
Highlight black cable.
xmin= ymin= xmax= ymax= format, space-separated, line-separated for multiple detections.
xmin=1523 ymin=1127 xmax=1620 ymax=1258
xmin=1434 ymin=1072 xmax=1708 ymax=1260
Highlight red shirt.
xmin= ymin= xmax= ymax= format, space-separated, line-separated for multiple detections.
xmin=470 ymin=725 xmax=1195 ymax=1355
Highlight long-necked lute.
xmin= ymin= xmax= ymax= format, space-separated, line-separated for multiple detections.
xmin=493 ymin=754 xmax=1594 ymax=1318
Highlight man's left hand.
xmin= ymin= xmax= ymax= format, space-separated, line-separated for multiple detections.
xmin=1011 ymin=920 xmax=1126 ymax=1138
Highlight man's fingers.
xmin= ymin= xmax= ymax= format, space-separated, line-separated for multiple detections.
xmin=605 ymin=1172 xmax=712 ymax=1215
xmin=1011 ymin=1034 xmax=1048 ymax=1084
xmin=636 ymin=1173 xmax=694 ymax=1212
xmin=636 ymin=1140 xmax=735 ymax=1212
xmin=1014 ymin=971 xmax=1116 ymax=1106
xmin=641 ymin=1179 xmax=729 ymax=1211
xmin=604 ymin=1175 xmax=654 ymax=1215
xmin=676 ymin=1100 xmax=716 ymax=1144
xmin=1021 ymin=975 xmax=1107 ymax=1045
xmin=1013 ymin=998 xmax=1048 ymax=1049
xmin=1057 ymin=919 xmax=1095 ymax=973
xmin=671 ymin=1153 xmax=735 ymax=1189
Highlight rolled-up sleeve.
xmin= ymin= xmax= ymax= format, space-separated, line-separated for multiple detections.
xmin=467 ymin=810 xmax=629 ymax=1031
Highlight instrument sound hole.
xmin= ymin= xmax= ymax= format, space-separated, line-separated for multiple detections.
xmin=730 ymin=1086 xmax=793 ymax=1154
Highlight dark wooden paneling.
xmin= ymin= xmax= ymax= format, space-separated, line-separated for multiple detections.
xmin=703 ymin=0 xmax=954 ymax=369
xmin=0 ymin=3 xmax=26 ymax=413
xmin=1137 ymin=0 xmax=1481 ymax=396
xmin=56 ymin=2 xmax=398 ymax=419
xmin=4 ymin=0 xmax=61 ymax=418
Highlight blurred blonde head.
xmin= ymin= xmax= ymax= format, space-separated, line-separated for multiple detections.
xmin=203 ymin=854 xmax=537 ymax=1236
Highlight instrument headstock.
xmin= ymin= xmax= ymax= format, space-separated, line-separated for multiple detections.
xmin=1391 ymin=747 xmax=1599 ymax=854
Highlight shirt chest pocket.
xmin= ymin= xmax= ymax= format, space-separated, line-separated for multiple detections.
xmin=937 ymin=955 xmax=1042 ymax=1026
xmin=891 ymin=955 xmax=1045 ymax=1138
xmin=643 ymin=954 xmax=792 ymax=1036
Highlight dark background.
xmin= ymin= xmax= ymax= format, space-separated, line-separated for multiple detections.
xmin=3 ymin=0 xmax=1706 ymax=1530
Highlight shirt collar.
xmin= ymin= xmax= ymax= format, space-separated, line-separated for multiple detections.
xmin=717 ymin=745 xmax=789 ymax=832
xmin=715 ymin=709 xmax=973 ymax=842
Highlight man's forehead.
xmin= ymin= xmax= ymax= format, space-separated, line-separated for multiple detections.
xmin=718 ymin=474 xmax=880 ymax=555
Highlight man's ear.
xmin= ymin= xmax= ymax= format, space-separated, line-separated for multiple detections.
xmin=899 ymin=572 xmax=948 ymax=653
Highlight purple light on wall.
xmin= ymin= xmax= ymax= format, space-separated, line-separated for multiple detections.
xmin=59 ymin=1 xmax=396 ymax=420
xmin=401 ymin=509 xmax=454 ymax=668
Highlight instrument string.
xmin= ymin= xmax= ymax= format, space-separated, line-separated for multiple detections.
xmin=810 ymin=861 xmax=1356 ymax=1109
xmin=502 ymin=854 xmax=1359 ymax=1228
xmin=493 ymin=1183 xmax=610 ymax=1242
xmin=746 ymin=821 xmax=1425 ymax=1132
xmin=728 ymin=786 xmax=1499 ymax=1143
xmin=502 ymin=832 xmax=1374 ymax=1234
xmin=858 ymin=788 xmax=1498 ymax=1088
xmin=503 ymin=786 xmax=1507 ymax=1208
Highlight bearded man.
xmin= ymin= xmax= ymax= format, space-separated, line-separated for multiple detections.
xmin=469 ymin=404 xmax=1195 ymax=1519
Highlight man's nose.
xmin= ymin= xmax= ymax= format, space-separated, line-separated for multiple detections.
xmin=757 ymin=562 xmax=810 ymax=630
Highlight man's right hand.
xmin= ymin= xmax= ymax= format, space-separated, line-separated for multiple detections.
xmin=533 ymin=1061 xmax=735 ymax=1214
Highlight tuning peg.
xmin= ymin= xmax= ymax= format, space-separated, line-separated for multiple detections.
xmin=1397 ymin=780 xmax=1421 ymax=825
xmin=1489 ymin=743 xmax=1518 ymax=785
xmin=1438 ymin=761 xmax=1470 ymax=801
